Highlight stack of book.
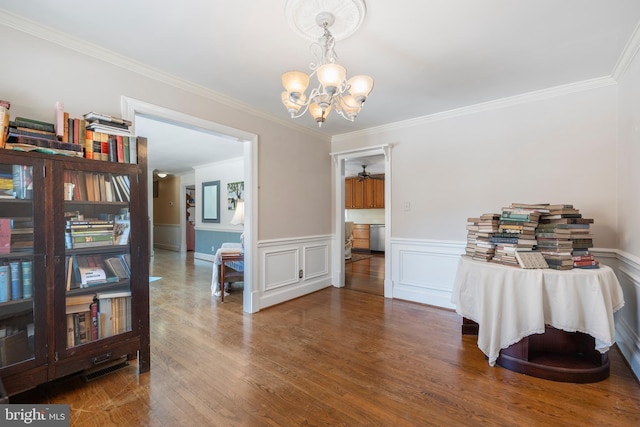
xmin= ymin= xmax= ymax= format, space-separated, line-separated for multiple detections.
xmin=537 ymin=204 xmax=597 ymax=269
xmin=65 ymin=218 xmax=115 ymax=249
xmin=83 ymin=112 xmax=134 ymax=163
xmin=465 ymin=217 xmax=480 ymax=256
xmin=469 ymin=213 xmax=501 ymax=261
xmin=490 ymin=204 xmax=543 ymax=266
xmin=5 ymin=116 xmax=81 ymax=155
xmin=10 ymin=217 xmax=34 ymax=253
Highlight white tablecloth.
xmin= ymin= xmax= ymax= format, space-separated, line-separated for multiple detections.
xmin=451 ymin=256 xmax=625 ymax=366
xmin=210 ymin=243 xmax=243 ymax=297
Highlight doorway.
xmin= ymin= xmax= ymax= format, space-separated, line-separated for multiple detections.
xmin=332 ymin=144 xmax=392 ymax=298
xmin=186 ymin=185 xmax=195 ymax=251
xmin=122 ymin=97 xmax=259 ymax=313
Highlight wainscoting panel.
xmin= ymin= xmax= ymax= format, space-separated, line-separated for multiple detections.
xmin=153 ymin=223 xmax=180 ymax=252
xmin=263 ymin=248 xmax=299 ymax=291
xmin=258 ymin=235 xmax=333 ymax=309
xmin=391 ymin=239 xmax=465 ymax=309
xmin=304 ymin=244 xmax=329 ymax=280
xmin=613 ymin=251 xmax=640 ymax=380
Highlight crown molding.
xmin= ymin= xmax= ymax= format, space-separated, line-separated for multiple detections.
xmin=612 ymin=20 xmax=640 ymax=81
xmin=0 ymin=9 xmax=328 ymax=141
xmin=333 ymin=76 xmax=617 ymax=142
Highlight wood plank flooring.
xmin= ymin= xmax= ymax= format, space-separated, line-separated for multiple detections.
xmin=345 ymin=252 xmax=384 ymax=296
xmin=12 ymin=249 xmax=640 ymax=426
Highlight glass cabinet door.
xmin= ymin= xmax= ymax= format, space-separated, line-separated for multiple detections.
xmin=61 ymin=169 xmax=132 ymax=350
xmin=0 ymin=161 xmax=36 ymax=368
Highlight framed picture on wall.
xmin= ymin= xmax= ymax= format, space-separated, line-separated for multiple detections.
xmin=227 ymin=181 xmax=244 ymax=210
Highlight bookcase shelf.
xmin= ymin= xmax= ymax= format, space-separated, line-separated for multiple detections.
xmin=0 ymin=137 xmax=149 ymax=398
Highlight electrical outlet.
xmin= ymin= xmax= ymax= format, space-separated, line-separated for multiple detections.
xmin=404 ymin=201 xmax=411 ymax=212
xmin=299 ymin=269 xmax=303 ymax=279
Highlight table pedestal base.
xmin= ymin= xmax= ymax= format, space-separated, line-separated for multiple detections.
xmin=463 ymin=318 xmax=610 ymax=383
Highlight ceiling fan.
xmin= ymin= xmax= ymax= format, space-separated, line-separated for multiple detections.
xmin=357 ymin=165 xmax=384 ymax=181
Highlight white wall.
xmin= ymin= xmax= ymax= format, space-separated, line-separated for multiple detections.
xmin=334 ymin=82 xmax=619 ymax=247
xmin=614 ymin=27 xmax=640 ymax=379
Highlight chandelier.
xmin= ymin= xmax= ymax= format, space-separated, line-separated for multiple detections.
xmin=280 ymin=10 xmax=374 ymax=127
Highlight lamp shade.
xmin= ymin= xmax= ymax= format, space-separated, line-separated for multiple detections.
xmin=347 ymin=75 xmax=374 ymax=101
xmin=339 ymin=95 xmax=361 ymax=119
xmin=281 ymin=91 xmax=302 ymax=115
xmin=281 ymin=71 xmax=310 ymax=97
xmin=309 ymin=102 xmax=331 ymax=125
xmin=317 ymin=64 xmax=346 ymax=92
xmin=230 ymin=200 xmax=245 ymax=225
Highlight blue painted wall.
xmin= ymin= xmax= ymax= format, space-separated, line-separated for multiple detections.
xmin=195 ymin=229 xmax=243 ymax=254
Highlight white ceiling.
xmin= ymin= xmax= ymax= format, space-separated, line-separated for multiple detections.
xmin=2 ymin=1 xmax=639 ymax=174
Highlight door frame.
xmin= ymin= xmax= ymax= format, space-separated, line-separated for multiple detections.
xmin=331 ymin=144 xmax=392 ymax=297
xmin=121 ymin=96 xmax=259 ymax=313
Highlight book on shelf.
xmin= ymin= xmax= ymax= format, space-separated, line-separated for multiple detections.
xmin=86 ymin=123 xmax=131 ymax=137
xmin=0 ymin=265 xmax=9 ymax=303
xmin=9 ymin=261 xmax=22 ymax=300
xmin=21 ymin=261 xmax=32 ymax=299
xmin=12 ymin=117 xmax=55 ymax=133
xmin=78 ymin=266 xmax=107 ymax=286
xmin=96 ymin=290 xmax=132 ymax=339
xmin=0 ymin=218 xmax=10 ymax=254
xmin=0 ymin=171 xmax=13 ymax=199
xmin=104 ymin=256 xmax=130 ymax=280
xmin=12 ymin=164 xmax=33 ymax=200
xmin=83 ymin=112 xmax=132 ymax=127
xmin=0 ymin=106 xmax=9 ymax=149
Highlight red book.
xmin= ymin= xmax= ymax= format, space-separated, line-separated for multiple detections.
xmin=574 ymin=260 xmax=599 ymax=267
xmin=101 ymin=140 xmax=109 ymax=161
xmin=116 ymin=135 xmax=124 ymax=163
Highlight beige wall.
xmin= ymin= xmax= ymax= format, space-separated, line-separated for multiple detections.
xmin=153 ymin=176 xmax=181 ymax=225
xmin=0 ymin=24 xmax=332 ymax=242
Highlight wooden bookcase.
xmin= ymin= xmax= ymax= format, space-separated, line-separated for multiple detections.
xmin=0 ymin=138 xmax=149 ymax=397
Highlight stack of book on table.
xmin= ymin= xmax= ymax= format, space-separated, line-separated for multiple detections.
xmin=490 ymin=203 xmax=545 ymax=267
xmin=537 ymin=204 xmax=597 ymax=269
xmin=466 ymin=213 xmax=501 ymax=261
xmin=465 ymin=202 xmax=599 ymax=269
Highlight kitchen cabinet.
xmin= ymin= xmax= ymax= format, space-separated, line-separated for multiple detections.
xmin=345 ymin=177 xmax=384 ymax=209
xmin=353 ymin=224 xmax=370 ymax=249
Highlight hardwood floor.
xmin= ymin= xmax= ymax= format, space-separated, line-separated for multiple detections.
xmin=345 ymin=252 xmax=384 ymax=296
xmin=12 ymin=249 xmax=640 ymax=426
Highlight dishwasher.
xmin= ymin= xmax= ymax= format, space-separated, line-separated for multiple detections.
xmin=369 ymin=224 xmax=385 ymax=252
